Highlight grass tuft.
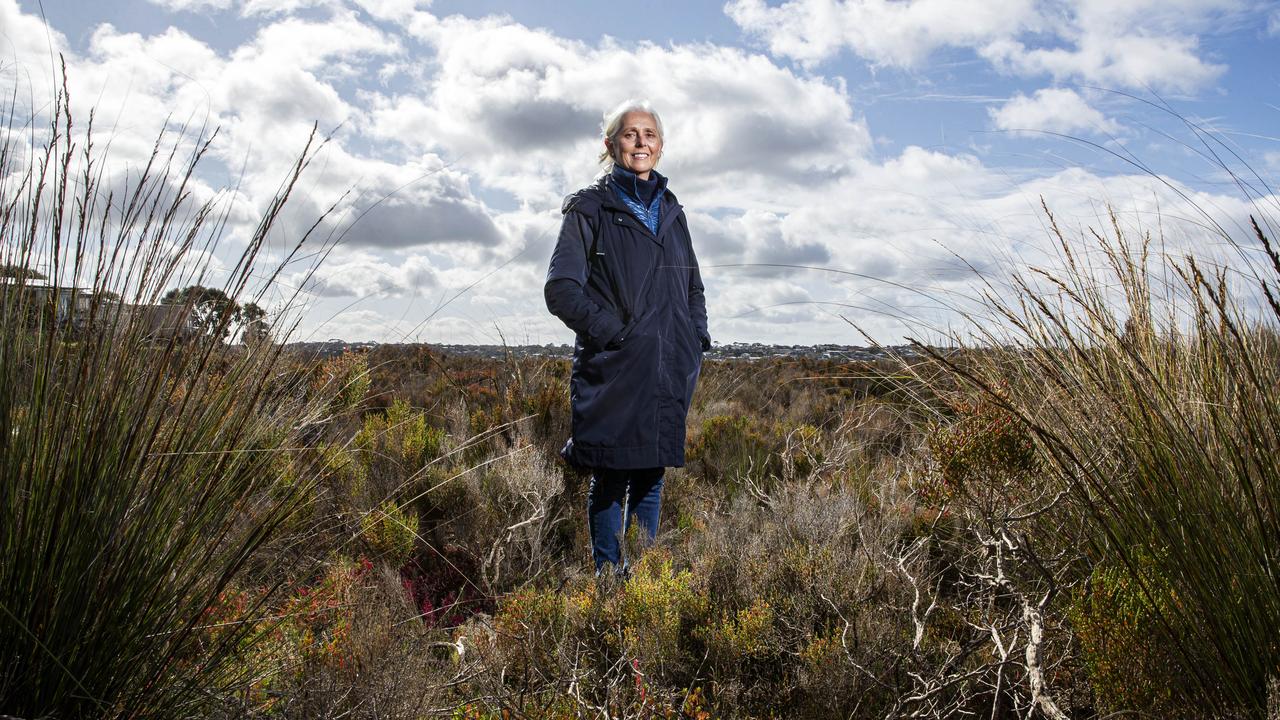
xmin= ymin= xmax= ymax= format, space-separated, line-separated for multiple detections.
xmin=0 ymin=68 xmax=331 ymax=716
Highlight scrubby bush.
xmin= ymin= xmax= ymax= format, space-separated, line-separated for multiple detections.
xmin=678 ymin=481 xmax=912 ymax=716
xmin=474 ymin=549 xmax=712 ymax=716
xmin=1070 ymin=554 xmax=1192 ymax=716
xmin=923 ymin=393 xmax=1040 ymax=508
xmin=686 ymin=414 xmax=778 ymax=489
xmin=353 ymin=398 xmax=447 ymax=504
xmin=316 ymin=350 xmax=372 ymax=417
xmin=360 ymin=501 xmax=420 ymax=566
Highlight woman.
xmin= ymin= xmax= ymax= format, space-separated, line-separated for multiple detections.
xmin=544 ymin=100 xmax=711 ymax=573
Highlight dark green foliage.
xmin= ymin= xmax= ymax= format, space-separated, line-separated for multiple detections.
xmin=239 ymin=302 xmax=271 ymax=345
xmin=163 ymin=284 xmax=240 ymax=339
xmin=1070 ymin=554 xmax=1193 ymax=716
xmin=160 ymin=286 xmax=273 ymax=342
xmin=0 ymin=263 xmax=44 ymax=280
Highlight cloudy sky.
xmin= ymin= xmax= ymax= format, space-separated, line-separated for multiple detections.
xmin=3 ymin=0 xmax=1279 ymax=346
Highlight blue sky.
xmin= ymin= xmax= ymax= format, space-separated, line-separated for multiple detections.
xmin=4 ymin=0 xmax=1279 ymax=345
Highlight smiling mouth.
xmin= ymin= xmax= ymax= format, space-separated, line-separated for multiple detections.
xmin=632 ymin=153 xmax=649 ymax=160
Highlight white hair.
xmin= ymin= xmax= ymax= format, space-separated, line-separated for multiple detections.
xmin=598 ymin=99 xmax=664 ymax=167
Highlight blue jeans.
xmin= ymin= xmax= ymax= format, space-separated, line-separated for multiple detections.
xmin=588 ymin=467 xmax=664 ymax=572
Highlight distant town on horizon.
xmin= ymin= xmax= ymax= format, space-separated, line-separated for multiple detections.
xmin=287 ymin=339 xmax=927 ymax=362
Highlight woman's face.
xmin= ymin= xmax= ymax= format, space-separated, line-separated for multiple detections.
xmin=607 ymin=111 xmax=663 ymax=180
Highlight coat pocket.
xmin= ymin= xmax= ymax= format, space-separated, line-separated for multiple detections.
xmin=588 ymin=249 xmax=632 ymax=328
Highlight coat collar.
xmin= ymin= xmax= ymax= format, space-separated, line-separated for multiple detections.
xmin=610 ymin=165 xmax=667 ymax=206
xmin=595 ymin=173 xmax=684 ymax=239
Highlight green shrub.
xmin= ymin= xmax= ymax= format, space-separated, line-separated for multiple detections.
xmin=687 ymin=415 xmax=777 ymax=488
xmin=321 ymin=443 xmax=368 ymax=493
xmin=618 ymin=551 xmax=710 ymax=671
xmin=355 ymin=399 xmax=444 ymax=468
xmin=352 ymin=398 xmax=446 ymax=504
xmin=490 ymin=584 xmax=575 ymax=679
xmin=482 ymin=550 xmax=711 ymax=714
xmin=1071 ymin=555 xmax=1192 ymax=717
xmin=316 ymin=350 xmax=371 ymax=416
xmin=359 ymin=501 xmax=420 ymax=565
xmin=699 ymin=598 xmax=777 ymax=668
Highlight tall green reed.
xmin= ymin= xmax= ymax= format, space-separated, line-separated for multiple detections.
xmin=0 ymin=70 xmax=331 ymax=716
xmin=918 ymin=201 xmax=1280 ymax=714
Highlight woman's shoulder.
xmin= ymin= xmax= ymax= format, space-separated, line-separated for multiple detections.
xmin=561 ymin=177 xmax=610 ymax=217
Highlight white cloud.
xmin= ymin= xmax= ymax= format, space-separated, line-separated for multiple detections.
xmin=146 ymin=0 xmax=234 ymax=12
xmin=296 ymin=307 xmax=394 ymax=342
xmin=694 ymin=209 xmax=832 ymax=272
xmin=0 ymin=0 xmax=70 ymax=107
xmin=727 ymin=0 xmax=1240 ymax=93
xmin=145 ymin=0 xmax=343 ymax=16
xmin=239 ymin=0 xmax=339 ymax=16
xmin=1 ymin=2 xmax=497 ymax=262
xmin=293 ymin=251 xmax=439 ymax=298
xmin=990 ymin=88 xmax=1120 ymax=136
xmin=351 ymin=0 xmax=433 ymax=22
xmin=365 ymin=16 xmax=869 ymax=207
xmin=230 ymin=10 xmax=397 ymax=71
xmin=725 ymin=0 xmax=1040 ymax=69
xmin=981 ymin=33 xmax=1223 ymax=94
xmin=675 ymin=133 xmax=1280 ymax=344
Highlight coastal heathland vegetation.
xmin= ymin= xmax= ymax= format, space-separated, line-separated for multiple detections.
xmin=3 ymin=82 xmax=1279 ymax=719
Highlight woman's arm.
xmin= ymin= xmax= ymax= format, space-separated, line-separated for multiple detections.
xmin=545 ymin=211 xmax=626 ymax=350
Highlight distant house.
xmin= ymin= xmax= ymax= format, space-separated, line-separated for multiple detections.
xmin=1 ymin=277 xmax=198 ymax=340
xmin=1 ymin=278 xmax=91 ymax=328
xmin=127 ymin=302 xmax=200 ymax=340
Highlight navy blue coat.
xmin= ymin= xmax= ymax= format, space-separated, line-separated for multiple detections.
xmin=545 ymin=173 xmax=709 ymax=470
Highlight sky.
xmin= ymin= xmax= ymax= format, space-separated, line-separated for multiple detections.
xmin=2 ymin=0 xmax=1279 ymax=346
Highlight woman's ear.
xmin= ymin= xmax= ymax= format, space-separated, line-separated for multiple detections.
xmin=603 ymin=138 xmax=614 ymax=160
